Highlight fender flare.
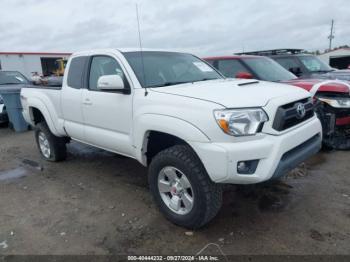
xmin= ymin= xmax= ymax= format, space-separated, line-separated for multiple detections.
xmin=133 ymin=113 xmax=210 ymax=165
xmin=309 ymin=80 xmax=350 ymax=97
xmin=27 ymin=97 xmax=61 ymax=136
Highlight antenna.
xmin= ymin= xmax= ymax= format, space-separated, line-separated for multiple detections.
xmin=136 ymin=3 xmax=148 ymax=96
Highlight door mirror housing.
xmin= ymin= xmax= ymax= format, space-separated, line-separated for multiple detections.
xmin=97 ymin=75 xmax=124 ymax=90
xmin=235 ymin=71 xmax=253 ymax=79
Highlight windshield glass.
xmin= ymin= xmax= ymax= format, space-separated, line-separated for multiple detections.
xmin=243 ymin=57 xmax=297 ymax=81
xmin=0 ymin=71 xmax=29 ymax=85
xmin=299 ymin=56 xmax=332 ymax=72
xmin=123 ymin=51 xmax=223 ymax=88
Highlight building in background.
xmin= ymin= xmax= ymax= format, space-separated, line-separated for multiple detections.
xmin=0 ymin=52 xmax=71 ymax=78
xmin=318 ymin=48 xmax=350 ymax=69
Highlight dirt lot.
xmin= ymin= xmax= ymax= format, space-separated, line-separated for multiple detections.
xmin=0 ymin=127 xmax=349 ymax=256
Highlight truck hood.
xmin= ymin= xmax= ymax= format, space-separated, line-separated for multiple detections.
xmin=149 ymin=79 xmax=308 ymax=108
xmin=281 ymin=79 xmax=350 ymax=94
xmin=318 ymin=70 xmax=350 ymax=81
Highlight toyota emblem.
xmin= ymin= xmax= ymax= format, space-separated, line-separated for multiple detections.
xmin=296 ymin=103 xmax=306 ymax=119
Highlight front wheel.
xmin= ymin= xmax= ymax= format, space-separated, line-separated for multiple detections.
xmin=148 ymin=145 xmax=222 ymax=228
xmin=35 ymin=122 xmax=67 ymax=162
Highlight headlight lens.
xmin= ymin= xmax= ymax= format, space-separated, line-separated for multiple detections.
xmin=214 ymin=108 xmax=268 ymax=136
xmin=318 ymin=97 xmax=350 ymax=108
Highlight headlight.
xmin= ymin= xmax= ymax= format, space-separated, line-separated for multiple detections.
xmin=214 ymin=108 xmax=268 ymax=136
xmin=318 ymin=97 xmax=350 ymax=108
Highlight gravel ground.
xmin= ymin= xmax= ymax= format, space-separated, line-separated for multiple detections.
xmin=0 ymin=127 xmax=349 ymax=255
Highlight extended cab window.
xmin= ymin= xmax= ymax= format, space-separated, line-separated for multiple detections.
xmin=217 ymin=59 xmax=249 ymax=78
xmin=67 ymin=56 xmax=88 ymax=89
xmin=89 ymin=56 xmax=127 ymax=91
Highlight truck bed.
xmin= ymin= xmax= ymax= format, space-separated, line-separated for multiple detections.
xmin=26 ymin=84 xmax=62 ymax=90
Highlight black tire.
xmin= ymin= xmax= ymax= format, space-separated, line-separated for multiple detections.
xmin=35 ymin=122 xmax=67 ymax=162
xmin=148 ymin=145 xmax=222 ymax=228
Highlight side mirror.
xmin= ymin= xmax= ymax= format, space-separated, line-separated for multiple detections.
xmin=235 ymin=71 xmax=253 ymax=79
xmin=97 ymin=75 xmax=124 ymax=90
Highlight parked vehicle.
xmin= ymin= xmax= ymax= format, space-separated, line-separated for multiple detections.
xmin=0 ymin=71 xmax=31 ymax=125
xmin=204 ymin=55 xmax=350 ymax=149
xmin=0 ymin=94 xmax=8 ymax=124
xmin=39 ymin=58 xmax=68 ymax=87
xmin=21 ymin=49 xmax=322 ymax=228
xmin=320 ymin=69 xmax=350 ymax=81
xmin=235 ymin=49 xmax=350 ymax=81
xmin=53 ymin=58 xmax=68 ymax=77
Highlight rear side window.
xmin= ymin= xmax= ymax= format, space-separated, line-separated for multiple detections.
xmin=67 ymin=56 xmax=88 ymax=89
xmin=217 ymin=59 xmax=249 ymax=78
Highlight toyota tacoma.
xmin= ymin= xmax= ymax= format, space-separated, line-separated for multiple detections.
xmin=204 ymin=55 xmax=350 ymax=149
xmin=21 ymin=49 xmax=322 ymax=228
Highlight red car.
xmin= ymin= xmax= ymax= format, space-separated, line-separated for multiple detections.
xmin=204 ymin=55 xmax=350 ymax=150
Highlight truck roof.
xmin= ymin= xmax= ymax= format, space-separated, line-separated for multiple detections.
xmin=71 ymin=48 xmax=188 ymax=57
xmin=204 ymin=55 xmax=262 ymax=60
xmin=235 ymin=48 xmax=305 ymax=56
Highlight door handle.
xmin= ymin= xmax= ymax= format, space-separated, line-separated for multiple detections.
xmin=83 ymin=99 xmax=92 ymax=106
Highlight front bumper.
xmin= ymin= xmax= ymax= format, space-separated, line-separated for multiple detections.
xmin=271 ymin=133 xmax=321 ymax=179
xmin=315 ymin=101 xmax=350 ymax=150
xmin=190 ymin=116 xmax=322 ymax=184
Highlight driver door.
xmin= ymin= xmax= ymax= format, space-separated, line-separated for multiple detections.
xmin=81 ymin=55 xmax=134 ymax=156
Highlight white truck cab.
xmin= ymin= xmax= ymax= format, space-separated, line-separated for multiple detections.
xmin=21 ymin=49 xmax=322 ymax=228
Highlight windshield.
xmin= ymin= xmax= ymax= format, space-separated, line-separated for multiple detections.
xmin=243 ymin=57 xmax=297 ymax=81
xmin=299 ymin=56 xmax=333 ymax=72
xmin=123 ymin=51 xmax=223 ymax=88
xmin=0 ymin=71 xmax=29 ymax=85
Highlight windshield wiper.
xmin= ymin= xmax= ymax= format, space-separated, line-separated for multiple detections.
xmin=147 ymin=81 xmax=189 ymax=88
xmin=312 ymin=70 xmax=334 ymax=73
xmin=147 ymin=78 xmax=218 ymax=88
xmin=191 ymin=78 xmax=218 ymax=83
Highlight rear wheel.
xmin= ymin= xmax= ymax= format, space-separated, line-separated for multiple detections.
xmin=148 ymin=145 xmax=222 ymax=228
xmin=35 ymin=122 xmax=67 ymax=162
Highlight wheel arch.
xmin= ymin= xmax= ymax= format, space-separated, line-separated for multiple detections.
xmin=133 ymin=114 xmax=210 ymax=166
xmin=28 ymin=103 xmax=60 ymax=136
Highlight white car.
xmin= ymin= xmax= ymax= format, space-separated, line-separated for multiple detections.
xmin=20 ymin=49 xmax=322 ymax=228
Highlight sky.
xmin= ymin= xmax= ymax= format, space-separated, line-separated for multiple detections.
xmin=0 ymin=0 xmax=349 ymax=56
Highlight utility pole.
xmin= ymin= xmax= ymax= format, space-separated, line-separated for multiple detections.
xmin=328 ymin=19 xmax=334 ymax=51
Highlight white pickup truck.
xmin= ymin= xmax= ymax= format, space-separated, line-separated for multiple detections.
xmin=21 ymin=49 xmax=322 ymax=228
